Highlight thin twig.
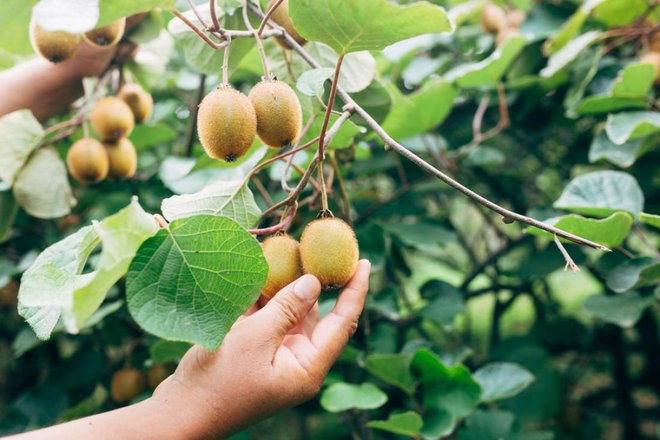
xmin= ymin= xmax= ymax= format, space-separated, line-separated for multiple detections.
xmin=249 ymin=203 xmax=296 ymax=235
xmin=554 ymin=235 xmax=580 ymax=273
xmin=243 ymin=0 xmax=271 ymax=79
xmin=209 ymin=0 xmax=221 ymax=32
xmin=257 ymin=0 xmax=285 ymax=36
xmin=186 ymin=0 xmax=211 ymax=30
xmin=185 ymin=74 xmax=206 ymax=157
xmin=170 ymin=8 xmax=223 ymax=49
xmin=222 ymin=37 xmax=231 ymax=84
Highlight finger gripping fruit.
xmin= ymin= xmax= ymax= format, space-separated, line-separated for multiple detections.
xmin=262 ymin=234 xmax=303 ymax=299
xmin=66 ymin=138 xmax=109 ymax=183
xmin=197 ymin=87 xmax=257 ymax=162
xmin=300 ymin=218 xmax=359 ymax=290
xmin=249 ymin=80 xmax=303 ymax=148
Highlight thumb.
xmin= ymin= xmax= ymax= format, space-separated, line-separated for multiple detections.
xmin=254 ymin=275 xmax=321 ymax=345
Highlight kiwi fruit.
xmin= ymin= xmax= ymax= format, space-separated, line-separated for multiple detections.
xmin=91 ymin=97 xmax=135 ymax=141
xmin=118 ymin=83 xmax=154 ymax=123
xmin=641 ymin=52 xmax=660 ymax=85
xmin=197 ymin=87 xmax=257 ymax=162
xmin=650 ymin=32 xmax=660 ymax=53
xmin=507 ymin=10 xmax=525 ymax=29
xmin=262 ymin=234 xmax=303 ymax=299
xmin=496 ymin=27 xmax=520 ymax=46
xmin=268 ymin=0 xmax=306 ymax=49
xmin=111 ymin=368 xmax=146 ymax=403
xmin=66 ymin=138 xmax=109 ymax=183
xmin=29 ymin=21 xmax=81 ymax=63
xmin=147 ymin=364 xmax=175 ymax=390
xmin=248 ymin=80 xmax=302 ymax=148
xmin=104 ymin=138 xmax=138 ymax=179
xmin=83 ymin=18 xmax=126 ymax=47
xmin=481 ymin=3 xmax=508 ymax=35
xmin=300 ymin=218 xmax=359 ymax=290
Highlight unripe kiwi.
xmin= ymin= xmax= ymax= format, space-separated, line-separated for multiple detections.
xmin=248 ymin=80 xmax=302 ymax=148
xmin=506 ymin=10 xmax=525 ymax=29
xmin=640 ymin=52 xmax=660 ymax=85
xmin=66 ymin=138 xmax=109 ymax=183
xmin=300 ymin=218 xmax=359 ymax=290
xmin=496 ymin=27 xmax=520 ymax=46
xmin=118 ymin=83 xmax=154 ymax=123
xmin=103 ymin=138 xmax=137 ymax=179
xmin=83 ymin=18 xmax=126 ymax=47
xmin=111 ymin=368 xmax=146 ymax=403
xmin=91 ymin=97 xmax=135 ymax=141
xmin=481 ymin=3 xmax=508 ymax=35
xmin=29 ymin=21 xmax=81 ymax=63
xmin=268 ymin=0 xmax=306 ymax=49
xmin=262 ymin=234 xmax=303 ymax=299
xmin=197 ymin=87 xmax=257 ymax=162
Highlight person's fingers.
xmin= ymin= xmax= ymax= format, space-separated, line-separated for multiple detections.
xmin=288 ymin=302 xmax=319 ymax=337
xmin=310 ymin=260 xmax=370 ymax=372
xmin=250 ymin=275 xmax=322 ymax=352
xmin=236 ymin=304 xmax=259 ymax=323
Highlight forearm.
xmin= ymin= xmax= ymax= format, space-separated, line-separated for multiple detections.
xmin=0 ymin=59 xmax=84 ymax=122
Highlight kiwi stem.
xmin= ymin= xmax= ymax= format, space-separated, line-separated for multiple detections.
xmin=243 ymin=0 xmax=272 ymax=79
xmin=248 ymin=203 xmax=297 ymax=235
xmin=209 ymin=0 xmax=221 ymax=32
xmin=257 ymin=0 xmax=285 ymax=37
xmin=316 ymin=53 xmax=345 ymax=212
xmin=222 ymin=37 xmax=231 ymax=85
xmin=170 ymin=8 xmax=224 ymax=50
xmin=328 ymin=152 xmax=351 ymax=224
xmin=282 ymin=114 xmax=317 ymax=191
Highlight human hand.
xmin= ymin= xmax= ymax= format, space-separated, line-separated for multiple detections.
xmin=151 ymin=259 xmax=371 ymax=439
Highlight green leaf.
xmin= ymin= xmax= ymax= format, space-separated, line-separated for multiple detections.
xmin=303 ymin=45 xmax=377 ymax=93
xmin=541 ymin=31 xmax=601 ymax=78
xmin=296 ymin=68 xmax=334 ymax=97
xmin=583 ymin=292 xmax=653 ymax=328
xmin=13 ymin=147 xmax=75 ymax=219
xmin=640 ymin=213 xmax=660 ymax=229
xmin=126 ymin=215 xmax=268 ymax=350
xmin=606 ymin=111 xmax=660 ymax=145
xmin=527 ymin=212 xmax=633 ymax=248
xmin=606 ymin=258 xmax=660 ymax=293
xmin=98 ymin=0 xmax=175 ymax=27
xmin=72 ymin=199 xmax=159 ymax=329
xmin=18 ymin=226 xmax=99 ymax=340
xmin=368 ymin=411 xmax=424 ymax=437
xmin=320 ymin=382 xmax=388 ymax=413
xmin=473 ymin=362 xmax=535 ymax=403
xmin=17 ymin=199 xmax=158 ymax=339
xmin=302 ymin=113 xmax=363 ymax=149
xmin=554 ymin=171 xmax=644 ymax=218
xmin=149 ymin=340 xmax=192 ymax=364
xmin=445 ymin=36 xmax=526 ymax=88
xmin=588 ymin=130 xmax=644 ymax=168
xmin=592 ymin=0 xmax=649 ymax=27
xmin=611 ymin=63 xmax=656 ymax=98
xmin=0 ymin=0 xmax=36 ymax=55
xmin=288 ymin=0 xmax=452 ymax=54
xmin=543 ymin=1 xmax=598 ymax=56
xmin=575 ymin=96 xmax=647 ymax=115
xmin=0 ymin=191 xmax=18 ymax=243
xmin=420 ymin=287 xmax=465 ymax=327
xmin=0 ymin=110 xmax=45 ymax=186
xmin=458 ymin=410 xmax=515 ymax=440
xmin=380 ymin=80 xmax=456 ymax=141
xmin=364 ymin=354 xmax=416 ymax=394
xmin=161 ymin=180 xmax=261 ymax=229
xmin=412 ymin=349 xmax=480 ymax=436
xmin=57 ymin=385 xmax=108 ymax=423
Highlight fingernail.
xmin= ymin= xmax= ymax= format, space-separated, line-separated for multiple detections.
xmin=294 ymin=275 xmax=318 ymax=301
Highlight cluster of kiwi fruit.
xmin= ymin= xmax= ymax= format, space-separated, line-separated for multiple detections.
xmin=66 ymin=84 xmax=153 ymax=184
xmin=261 ymin=217 xmax=359 ymax=298
xmin=30 ymin=17 xmax=126 ymax=64
xmin=481 ymin=2 xmax=525 ymax=46
xmin=111 ymin=364 xmax=174 ymax=403
xmin=641 ymin=28 xmax=660 ymax=85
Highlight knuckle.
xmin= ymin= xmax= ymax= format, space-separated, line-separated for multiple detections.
xmin=274 ymin=297 xmax=300 ymax=327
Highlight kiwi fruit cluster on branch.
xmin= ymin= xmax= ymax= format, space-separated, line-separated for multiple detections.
xmin=30 ymin=18 xmax=126 ymax=64
xmin=66 ymin=83 xmax=153 ymax=184
xmin=261 ymin=218 xmax=359 ymax=296
xmin=481 ymin=3 xmax=525 ymax=46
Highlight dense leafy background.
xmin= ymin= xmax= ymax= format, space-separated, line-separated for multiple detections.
xmin=0 ymin=0 xmax=659 ymax=439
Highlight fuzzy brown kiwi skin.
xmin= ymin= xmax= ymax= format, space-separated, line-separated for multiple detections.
xmin=481 ymin=3 xmax=508 ymax=35
xmin=91 ymin=97 xmax=135 ymax=141
xmin=118 ymin=83 xmax=154 ymax=123
xmin=66 ymin=138 xmax=109 ymax=183
xmin=30 ymin=21 xmax=81 ymax=64
xmin=300 ymin=218 xmax=359 ymax=290
xmin=249 ymin=80 xmax=302 ymax=148
xmin=103 ymin=138 xmax=138 ymax=179
xmin=197 ymin=87 xmax=257 ymax=162
xmin=268 ymin=0 xmax=306 ymax=49
xmin=83 ymin=18 xmax=126 ymax=47
xmin=261 ymin=234 xmax=303 ymax=300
